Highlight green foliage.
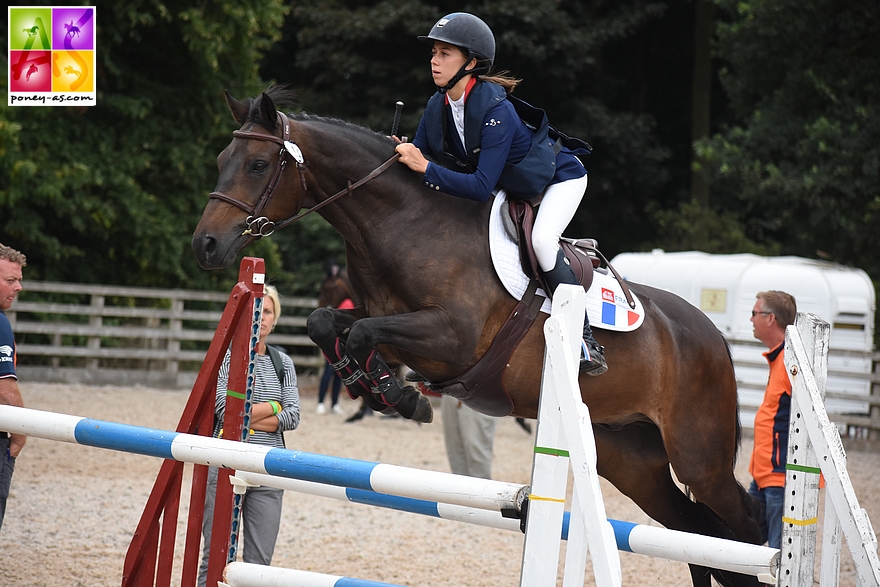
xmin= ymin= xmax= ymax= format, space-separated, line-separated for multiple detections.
xmin=701 ymin=0 xmax=880 ymax=280
xmin=3 ymin=0 xmax=876 ymax=330
xmin=649 ymin=199 xmax=777 ymax=254
xmin=261 ymin=0 xmax=683 ymax=256
xmin=0 ymin=0 xmax=288 ymax=291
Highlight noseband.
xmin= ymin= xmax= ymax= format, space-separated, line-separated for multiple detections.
xmin=209 ymin=111 xmax=399 ymax=238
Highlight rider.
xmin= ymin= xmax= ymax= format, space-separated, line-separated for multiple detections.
xmin=395 ymin=12 xmax=606 ymax=375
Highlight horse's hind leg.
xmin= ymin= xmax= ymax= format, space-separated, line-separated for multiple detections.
xmin=594 ymin=423 xmax=760 ymax=587
xmin=663 ymin=422 xmax=764 ymax=587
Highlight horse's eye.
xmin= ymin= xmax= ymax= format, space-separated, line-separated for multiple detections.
xmin=250 ymin=160 xmax=269 ymax=173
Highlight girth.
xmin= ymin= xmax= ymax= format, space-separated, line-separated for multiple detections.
xmin=428 ymin=281 xmax=545 ymax=417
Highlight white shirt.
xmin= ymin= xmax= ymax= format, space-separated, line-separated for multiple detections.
xmin=448 ymin=92 xmax=466 ymax=148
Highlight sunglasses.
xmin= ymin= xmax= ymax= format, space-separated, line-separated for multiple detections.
xmin=751 ymin=311 xmax=772 ymax=317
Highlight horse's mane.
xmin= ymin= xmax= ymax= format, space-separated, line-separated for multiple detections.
xmin=292 ymin=112 xmax=394 ymax=151
xmin=248 ymin=86 xmax=399 ymax=153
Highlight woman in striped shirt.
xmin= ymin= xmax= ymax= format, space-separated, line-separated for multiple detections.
xmin=198 ymin=285 xmax=300 ymax=586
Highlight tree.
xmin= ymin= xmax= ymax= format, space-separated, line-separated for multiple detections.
xmin=698 ymin=0 xmax=880 ymax=282
xmin=0 ymin=0 xmax=289 ymax=289
xmin=260 ymin=0 xmax=696 ymax=257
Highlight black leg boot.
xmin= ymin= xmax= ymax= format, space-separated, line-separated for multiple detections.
xmin=579 ymin=318 xmax=608 ymax=376
xmin=541 ymin=249 xmax=608 ymax=376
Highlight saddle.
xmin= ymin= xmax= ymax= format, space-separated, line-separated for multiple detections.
xmin=506 ymin=199 xmax=599 ymax=294
xmin=427 ymin=198 xmax=634 ymax=417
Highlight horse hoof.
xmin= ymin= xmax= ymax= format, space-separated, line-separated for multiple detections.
xmin=393 ymin=386 xmax=434 ymax=423
xmin=411 ymin=395 xmax=434 ymax=424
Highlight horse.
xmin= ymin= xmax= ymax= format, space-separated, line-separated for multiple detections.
xmin=318 ymin=262 xmax=354 ymax=310
xmin=192 ymin=87 xmax=763 ymax=587
xmin=64 ymin=21 xmax=81 ymax=38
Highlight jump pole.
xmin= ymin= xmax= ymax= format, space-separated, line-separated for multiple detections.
xmin=0 ymin=405 xmax=527 ymax=514
xmin=0 ymin=403 xmax=780 ymax=581
xmin=231 ymin=470 xmax=780 ymax=581
xmin=222 ymin=562 xmax=407 ymax=587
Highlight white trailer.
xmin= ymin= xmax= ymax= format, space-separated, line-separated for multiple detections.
xmin=609 ymin=250 xmax=876 ymax=430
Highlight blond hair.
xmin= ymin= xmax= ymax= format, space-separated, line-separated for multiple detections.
xmin=264 ymin=285 xmax=282 ymax=330
xmin=0 ymin=244 xmax=26 ymax=267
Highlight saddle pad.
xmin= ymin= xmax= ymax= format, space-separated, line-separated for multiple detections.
xmin=489 ymin=191 xmax=645 ymax=332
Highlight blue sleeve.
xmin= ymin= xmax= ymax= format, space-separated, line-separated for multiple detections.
xmin=0 ymin=313 xmax=16 ymax=379
xmin=412 ymin=115 xmax=430 ymax=152
xmin=422 ymin=101 xmax=519 ymax=202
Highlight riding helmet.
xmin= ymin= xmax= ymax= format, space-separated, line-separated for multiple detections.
xmin=418 ymin=13 xmax=495 ymax=68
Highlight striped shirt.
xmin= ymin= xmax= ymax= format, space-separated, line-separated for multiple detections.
xmin=212 ymin=349 xmax=300 ymax=448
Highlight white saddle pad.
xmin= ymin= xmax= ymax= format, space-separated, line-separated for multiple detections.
xmin=489 ymin=191 xmax=645 ymax=332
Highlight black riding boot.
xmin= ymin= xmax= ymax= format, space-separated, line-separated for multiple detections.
xmin=541 ymin=249 xmax=608 ymax=376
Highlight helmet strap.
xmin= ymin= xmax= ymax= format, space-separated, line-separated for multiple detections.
xmin=437 ymin=53 xmax=489 ymax=94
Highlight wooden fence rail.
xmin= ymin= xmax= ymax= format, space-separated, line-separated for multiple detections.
xmin=6 ymin=280 xmax=879 ymax=437
xmin=6 ymin=281 xmax=321 ymax=388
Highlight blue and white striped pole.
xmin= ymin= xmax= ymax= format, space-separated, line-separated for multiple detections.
xmin=0 ymin=405 xmax=527 ymax=513
xmin=0 ymin=405 xmax=779 ymax=582
xmin=232 ymin=471 xmax=779 ymax=582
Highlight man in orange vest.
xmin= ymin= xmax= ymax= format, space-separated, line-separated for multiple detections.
xmin=748 ymin=290 xmax=797 ymax=549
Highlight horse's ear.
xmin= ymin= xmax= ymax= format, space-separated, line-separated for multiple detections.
xmin=225 ymin=90 xmax=249 ymax=126
xmin=259 ymin=92 xmax=278 ymax=130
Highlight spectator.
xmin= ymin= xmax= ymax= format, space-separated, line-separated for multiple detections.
xmin=0 ymin=243 xmax=27 ymax=534
xmin=748 ymin=290 xmax=797 ymax=549
xmin=442 ymin=395 xmax=497 ymax=479
xmin=198 ymin=285 xmax=300 ymax=585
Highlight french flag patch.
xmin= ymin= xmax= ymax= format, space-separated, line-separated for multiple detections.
xmin=601 ymin=288 xmax=616 ymax=325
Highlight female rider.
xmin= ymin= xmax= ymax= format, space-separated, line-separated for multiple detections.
xmin=395 ymin=12 xmax=606 ymax=375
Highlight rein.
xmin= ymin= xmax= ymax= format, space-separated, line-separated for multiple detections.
xmin=209 ymin=111 xmax=400 ymax=237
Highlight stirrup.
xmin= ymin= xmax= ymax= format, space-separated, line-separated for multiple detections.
xmin=580 ymin=340 xmax=608 ymax=376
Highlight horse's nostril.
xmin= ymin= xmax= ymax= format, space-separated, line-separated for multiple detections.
xmin=203 ymin=235 xmax=217 ymax=256
xmin=192 ymin=233 xmax=217 ymax=262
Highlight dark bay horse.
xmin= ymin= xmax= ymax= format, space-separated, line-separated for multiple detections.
xmin=192 ymin=88 xmax=762 ymax=587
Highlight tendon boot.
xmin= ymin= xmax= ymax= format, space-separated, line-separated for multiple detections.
xmin=363 ymin=351 xmax=433 ymax=423
xmin=324 ymin=339 xmax=372 ymax=399
xmin=541 ymin=248 xmax=608 ymax=376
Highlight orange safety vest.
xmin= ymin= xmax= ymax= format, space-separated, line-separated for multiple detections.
xmin=749 ymin=343 xmax=791 ymax=488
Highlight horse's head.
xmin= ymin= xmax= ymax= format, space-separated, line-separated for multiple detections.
xmin=192 ymin=88 xmax=311 ymax=270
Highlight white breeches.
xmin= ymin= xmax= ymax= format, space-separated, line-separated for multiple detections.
xmin=532 ymin=174 xmax=589 ymax=272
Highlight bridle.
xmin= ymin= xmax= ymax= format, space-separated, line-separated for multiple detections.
xmin=208 ymin=111 xmax=399 ymax=238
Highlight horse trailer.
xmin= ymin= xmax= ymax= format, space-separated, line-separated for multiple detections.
xmin=609 ymin=250 xmax=876 ymax=432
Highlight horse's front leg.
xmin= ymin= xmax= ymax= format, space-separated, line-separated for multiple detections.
xmin=306 ymin=307 xmax=395 ymax=416
xmin=344 ymin=309 xmax=471 ymax=424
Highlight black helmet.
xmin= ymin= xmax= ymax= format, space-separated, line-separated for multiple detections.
xmin=419 ymin=13 xmax=495 ymax=92
xmin=419 ymin=12 xmax=495 ymax=65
